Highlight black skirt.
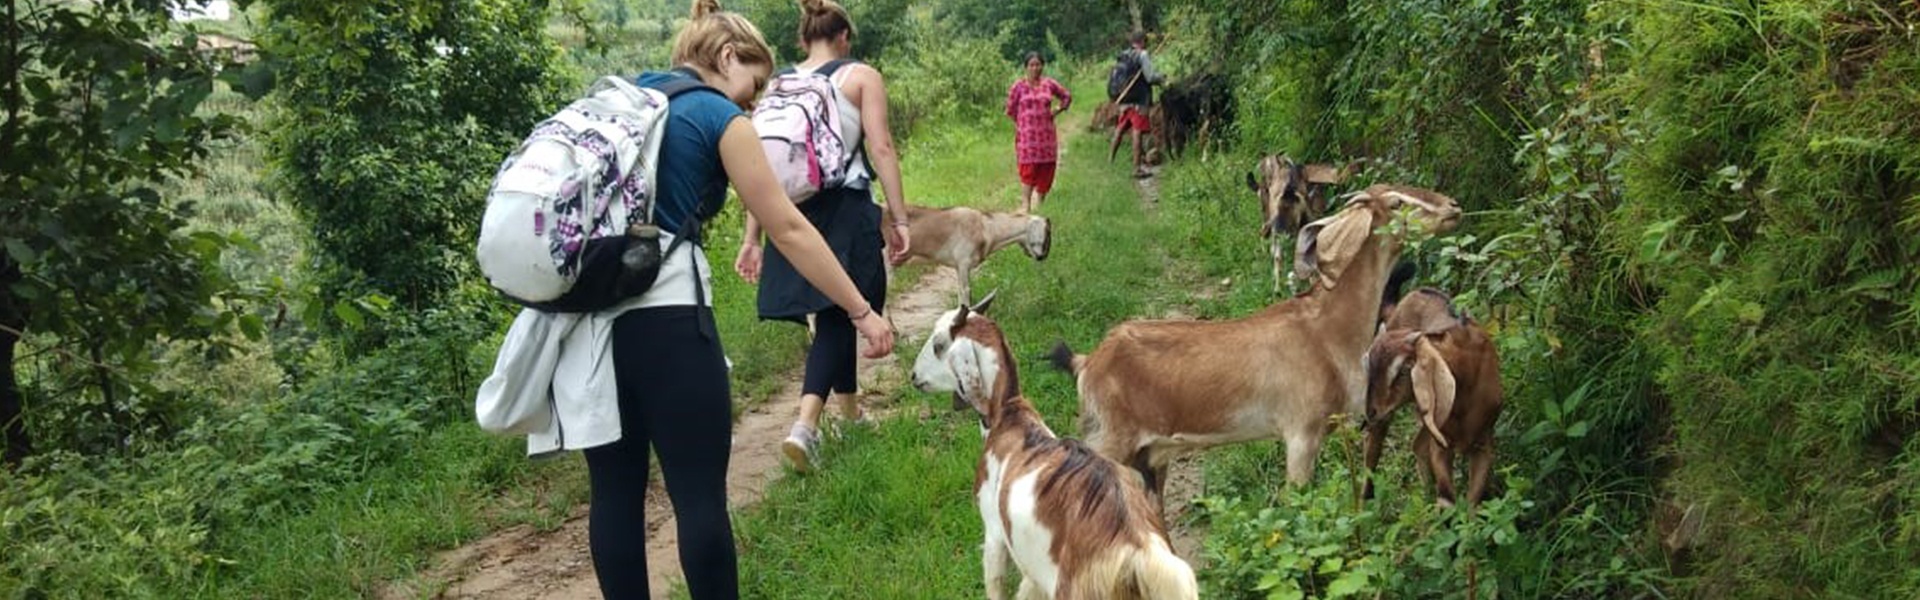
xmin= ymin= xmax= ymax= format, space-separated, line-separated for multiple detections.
xmin=756 ymin=187 xmax=888 ymax=323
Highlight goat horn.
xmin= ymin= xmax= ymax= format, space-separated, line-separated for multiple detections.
xmin=972 ymin=289 xmax=999 ymax=315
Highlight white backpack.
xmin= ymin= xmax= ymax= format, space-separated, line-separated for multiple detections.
xmin=477 ymin=74 xmax=715 ymax=312
xmin=751 ymin=59 xmax=861 ymax=203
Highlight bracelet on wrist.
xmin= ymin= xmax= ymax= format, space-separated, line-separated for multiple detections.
xmin=849 ymin=306 xmax=873 ymax=321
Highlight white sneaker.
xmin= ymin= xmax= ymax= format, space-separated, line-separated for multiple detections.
xmin=781 ymin=423 xmax=820 ymax=473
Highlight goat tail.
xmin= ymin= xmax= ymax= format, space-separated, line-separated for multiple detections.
xmin=1047 ymin=340 xmax=1085 ymax=376
xmin=1128 ymin=538 xmax=1199 ymax=600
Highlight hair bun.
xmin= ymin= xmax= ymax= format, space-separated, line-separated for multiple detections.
xmin=692 ymin=0 xmax=723 ymax=19
xmin=797 ymin=0 xmax=826 ymax=14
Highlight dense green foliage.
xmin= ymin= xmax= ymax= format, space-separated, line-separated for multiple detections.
xmin=1607 ymin=3 xmax=1919 ymax=593
xmin=936 ymin=0 xmax=1160 ymax=61
xmin=735 ymin=0 xmax=912 ymax=65
xmin=0 ymin=317 xmax=501 ymax=596
xmin=259 ymin=0 xmax=570 ymax=325
xmin=0 ymin=0 xmax=270 ymax=464
xmin=1157 ymin=0 xmax=1920 ymax=595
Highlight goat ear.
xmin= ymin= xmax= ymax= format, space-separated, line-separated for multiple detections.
xmin=1246 ymin=171 xmax=1259 ymax=192
xmin=1292 ymin=219 xmax=1324 ymax=283
xmin=953 ymin=304 xmax=971 ymax=329
xmin=1411 ymin=336 xmax=1456 ymax=449
xmin=1337 ymin=158 xmax=1364 ymax=182
xmin=1297 ymin=203 xmax=1372 ymax=289
xmin=972 ymin=289 xmax=998 ymax=315
xmin=1302 ymin=163 xmax=1343 ymax=185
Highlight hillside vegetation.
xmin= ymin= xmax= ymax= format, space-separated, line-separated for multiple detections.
xmin=1 ymin=0 xmax=1915 ymax=598
xmin=1150 ymin=0 xmax=1919 ymax=596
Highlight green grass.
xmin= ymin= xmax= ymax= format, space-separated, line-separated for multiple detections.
xmin=191 ymin=426 xmax=588 ymax=598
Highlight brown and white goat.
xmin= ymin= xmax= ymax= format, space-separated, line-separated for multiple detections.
xmin=1245 ymin=155 xmax=1362 ymax=294
xmin=884 ymin=204 xmax=1050 ymax=305
xmin=1361 ymin=288 xmax=1504 ymax=508
xmin=1051 ymin=186 xmax=1462 ymax=505
xmin=913 ymin=298 xmax=1199 ymax=600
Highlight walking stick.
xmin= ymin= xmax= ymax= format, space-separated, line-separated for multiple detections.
xmin=1111 ymin=33 xmax=1173 ymax=108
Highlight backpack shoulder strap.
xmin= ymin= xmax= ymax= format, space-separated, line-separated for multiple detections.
xmin=645 ymin=68 xmax=722 ymax=100
xmin=814 ymin=58 xmax=859 ymax=79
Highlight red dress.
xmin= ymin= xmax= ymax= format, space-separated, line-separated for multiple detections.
xmin=1007 ymin=77 xmax=1070 ymax=164
xmin=1006 ymin=77 xmax=1071 ymax=192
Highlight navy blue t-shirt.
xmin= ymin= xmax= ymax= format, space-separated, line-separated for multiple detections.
xmin=634 ymin=71 xmax=742 ymax=240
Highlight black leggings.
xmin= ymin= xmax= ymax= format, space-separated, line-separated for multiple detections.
xmin=584 ymin=306 xmax=736 ymax=600
xmin=803 ymin=305 xmax=858 ymax=398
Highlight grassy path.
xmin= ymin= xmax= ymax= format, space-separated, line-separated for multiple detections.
xmin=730 ymin=100 xmax=1186 ymax=599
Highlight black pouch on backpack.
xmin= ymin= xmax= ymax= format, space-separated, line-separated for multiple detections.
xmin=519 ymin=225 xmax=660 ymax=313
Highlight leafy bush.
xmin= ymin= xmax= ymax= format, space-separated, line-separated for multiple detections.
xmin=1193 ymin=429 xmax=1663 ymax=599
xmin=260 ymin=0 xmax=571 ymax=334
xmin=878 ymin=11 xmax=1016 ymax=143
xmin=0 ymin=313 xmax=502 ymax=598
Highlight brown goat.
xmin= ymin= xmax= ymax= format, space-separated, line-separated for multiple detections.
xmin=1245 ymin=155 xmax=1362 ymax=294
xmin=884 ymin=204 xmax=1050 ymax=306
xmin=1051 ymin=186 xmax=1462 ymax=505
xmin=918 ymin=299 xmax=1199 ymax=600
xmin=1361 ymin=288 xmax=1504 ymax=508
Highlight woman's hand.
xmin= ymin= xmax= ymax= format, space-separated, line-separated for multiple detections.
xmin=734 ymin=243 xmax=762 ymax=283
xmin=885 ymin=221 xmax=911 ymax=266
xmin=851 ymin=308 xmax=895 ymax=358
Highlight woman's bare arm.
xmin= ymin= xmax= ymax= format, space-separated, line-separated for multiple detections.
xmin=719 ymin=117 xmax=893 ymax=356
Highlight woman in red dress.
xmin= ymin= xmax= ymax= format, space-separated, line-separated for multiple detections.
xmin=1005 ymin=52 xmax=1072 ymax=214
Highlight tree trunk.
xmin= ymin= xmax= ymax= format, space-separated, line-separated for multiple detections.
xmin=1 ymin=256 xmax=29 ymax=467
xmin=1127 ymin=0 xmax=1143 ymax=31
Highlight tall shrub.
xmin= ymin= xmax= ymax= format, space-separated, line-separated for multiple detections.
xmin=259 ymin=0 xmax=568 ymax=335
xmin=1 ymin=0 xmax=257 ymax=462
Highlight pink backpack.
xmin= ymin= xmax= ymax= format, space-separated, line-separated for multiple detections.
xmin=751 ymin=59 xmax=859 ymax=203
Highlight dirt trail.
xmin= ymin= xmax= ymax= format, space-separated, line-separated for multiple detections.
xmin=381 ymin=267 xmax=961 ymax=600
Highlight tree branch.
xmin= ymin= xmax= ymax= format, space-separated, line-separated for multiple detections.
xmin=0 ymin=323 xmax=128 ymax=374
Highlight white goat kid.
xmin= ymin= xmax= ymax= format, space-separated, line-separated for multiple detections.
xmin=1051 ymin=185 xmax=1462 ymax=507
xmin=885 ymin=204 xmax=1050 ymax=305
xmin=912 ymin=296 xmax=1199 ymax=600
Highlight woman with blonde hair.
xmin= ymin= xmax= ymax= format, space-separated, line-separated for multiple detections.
xmin=550 ymin=1 xmax=895 ymax=597
xmin=733 ymin=0 xmax=911 ymax=473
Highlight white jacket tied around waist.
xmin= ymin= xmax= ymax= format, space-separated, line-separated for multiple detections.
xmin=475 ymin=233 xmax=718 ymax=456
